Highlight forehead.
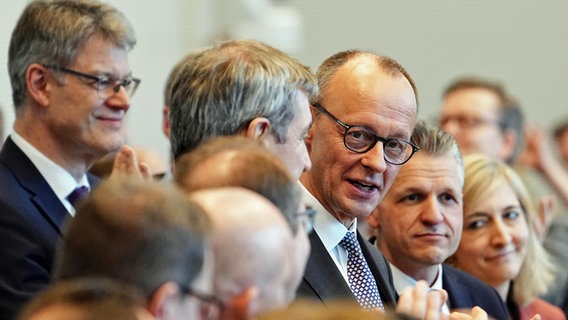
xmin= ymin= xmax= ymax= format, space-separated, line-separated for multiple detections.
xmin=393 ymin=153 xmax=462 ymax=190
xmin=71 ymin=36 xmax=130 ymax=75
xmin=442 ymin=88 xmax=501 ymax=117
xmin=323 ymin=58 xmax=417 ymax=138
xmin=465 ymin=181 xmax=519 ymax=215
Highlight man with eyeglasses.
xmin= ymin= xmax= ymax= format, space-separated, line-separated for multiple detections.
xmin=296 ymin=50 xmax=419 ymax=310
xmin=439 ymin=76 xmax=523 ymax=165
xmin=54 ymin=177 xmax=218 ymax=320
xmin=0 ymin=0 xmax=138 ymax=317
xmin=189 ymin=187 xmax=295 ymax=320
xmin=174 ymin=136 xmax=314 ymax=317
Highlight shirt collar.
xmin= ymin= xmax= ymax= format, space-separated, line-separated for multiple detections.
xmin=11 ymin=132 xmax=90 ymax=207
xmin=390 ymin=262 xmax=444 ymax=293
xmin=300 ymin=182 xmax=357 ymax=251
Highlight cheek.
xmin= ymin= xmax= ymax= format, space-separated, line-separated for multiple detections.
xmin=383 ymin=166 xmax=402 ymax=189
xmin=512 ymin=223 xmax=530 ymax=252
xmin=457 ymin=234 xmax=485 ymax=258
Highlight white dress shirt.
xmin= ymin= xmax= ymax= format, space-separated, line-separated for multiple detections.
xmin=301 ymin=183 xmax=357 ymax=284
xmin=390 ymin=263 xmax=450 ymax=314
xmin=11 ymin=132 xmax=90 ymax=215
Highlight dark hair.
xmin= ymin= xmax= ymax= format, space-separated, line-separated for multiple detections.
xmin=54 ymin=178 xmax=211 ymax=299
xmin=18 ymin=277 xmax=145 ymax=320
xmin=175 ymin=136 xmax=302 ymax=234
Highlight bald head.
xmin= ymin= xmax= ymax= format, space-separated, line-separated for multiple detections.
xmin=189 ymin=187 xmax=294 ymax=318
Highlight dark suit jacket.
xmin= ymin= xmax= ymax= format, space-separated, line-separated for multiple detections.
xmin=0 ymin=138 xmax=98 ymax=320
xmin=443 ymin=264 xmax=509 ymax=320
xmin=295 ymin=229 xmax=397 ymax=308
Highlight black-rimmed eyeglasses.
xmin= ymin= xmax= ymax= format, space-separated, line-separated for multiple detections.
xmin=295 ymin=206 xmax=317 ymax=234
xmin=43 ymin=64 xmax=141 ymax=98
xmin=178 ymin=284 xmax=225 ymax=320
xmin=312 ymin=103 xmax=419 ymax=165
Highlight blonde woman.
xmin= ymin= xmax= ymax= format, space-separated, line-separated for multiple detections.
xmin=449 ymin=154 xmax=563 ymax=320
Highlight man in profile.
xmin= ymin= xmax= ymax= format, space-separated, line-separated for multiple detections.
xmin=190 ymin=187 xmax=294 ymax=320
xmin=0 ymin=0 xmax=138 ymax=316
xmin=174 ymin=136 xmax=312 ymax=304
xmin=167 ymin=39 xmax=317 ymax=181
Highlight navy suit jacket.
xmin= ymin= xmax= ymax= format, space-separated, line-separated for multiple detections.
xmin=443 ymin=264 xmax=509 ymax=320
xmin=295 ymin=230 xmax=397 ymax=308
xmin=0 ymin=138 xmax=98 ymax=320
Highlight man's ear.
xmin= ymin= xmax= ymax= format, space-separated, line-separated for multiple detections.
xmin=26 ymin=63 xmax=51 ymax=108
xmin=500 ymin=128 xmax=518 ymax=162
xmin=224 ymin=286 xmax=258 ymax=320
xmin=244 ymin=117 xmax=271 ymax=141
xmin=146 ymin=281 xmax=179 ymax=319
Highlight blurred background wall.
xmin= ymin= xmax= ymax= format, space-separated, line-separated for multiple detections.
xmin=1 ymin=0 xmax=567 ymax=160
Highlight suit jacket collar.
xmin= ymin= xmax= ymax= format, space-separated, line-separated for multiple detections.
xmin=443 ymin=264 xmax=473 ymax=310
xmin=302 ymin=230 xmax=397 ymax=306
xmin=0 ymin=137 xmax=70 ymax=234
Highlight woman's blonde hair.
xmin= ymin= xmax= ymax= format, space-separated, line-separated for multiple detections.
xmin=461 ymin=154 xmax=556 ymax=306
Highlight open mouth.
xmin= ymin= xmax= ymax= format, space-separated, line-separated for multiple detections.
xmin=350 ymin=180 xmax=377 ymax=192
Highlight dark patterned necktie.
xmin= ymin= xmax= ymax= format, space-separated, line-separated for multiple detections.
xmin=339 ymin=231 xmax=384 ymax=310
xmin=67 ymin=186 xmax=89 ymax=206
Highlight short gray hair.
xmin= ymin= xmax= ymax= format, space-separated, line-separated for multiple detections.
xmin=410 ymin=119 xmax=464 ymax=185
xmin=168 ymin=39 xmax=317 ymax=159
xmin=9 ymin=0 xmax=136 ymax=112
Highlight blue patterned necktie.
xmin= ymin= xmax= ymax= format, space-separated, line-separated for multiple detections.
xmin=339 ymin=231 xmax=384 ymax=310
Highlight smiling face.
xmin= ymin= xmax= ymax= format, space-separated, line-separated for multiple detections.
xmin=44 ymin=35 xmax=132 ymax=163
xmin=302 ymin=57 xmax=417 ymax=225
xmin=370 ymin=152 xmax=463 ymax=279
xmin=453 ymin=181 xmax=529 ymax=288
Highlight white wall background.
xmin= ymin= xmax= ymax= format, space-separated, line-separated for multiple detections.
xmin=1 ymin=0 xmax=567 ymax=162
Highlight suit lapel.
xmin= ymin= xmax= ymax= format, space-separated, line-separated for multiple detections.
xmin=0 ymin=137 xmax=70 ymax=235
xmin=302 ymin=231 xmax=354 ymax=302
xmin=442 ymin=265 xmax=472 ymax=310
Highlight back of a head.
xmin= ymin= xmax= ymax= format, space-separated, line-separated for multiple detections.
xmin=315 ymin=50 xmax=418 ymax=108
xmin=175 ymin=136 xmax=302 ymax=234
xmin=54 ymin=178 xmax=210 ymax=300
xmin=259 ymin=300 xmax=416 ymax=320
xmin=168 ymin=39 xmax=317 ymax=158
xmin=189 ymin=187 xmax=293 ymax=316
xmin=18 ymin=278 xmax=150 ymax=320
xmin=9 ymin=0 xmax=136 ymax=111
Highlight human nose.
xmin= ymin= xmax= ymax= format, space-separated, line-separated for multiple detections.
xmin=360 ymin=142 xmax=387 ymax=173
xmin=420 ymin=197 xmax=444 ymax=226
xmin=490 ymin=219 xmax=512 ymax=246
xmin=105 ymin=86 xmax=131 ymax=110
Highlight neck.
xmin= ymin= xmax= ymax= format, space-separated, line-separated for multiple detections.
xmin=14 ymin=120 xmax=94 ymax=181
xmin=299 ymin=174 xmax=356 ymax=228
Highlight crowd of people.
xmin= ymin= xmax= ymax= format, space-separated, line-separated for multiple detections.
xmin=1 ymin=1 xmax=568 ymax=320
